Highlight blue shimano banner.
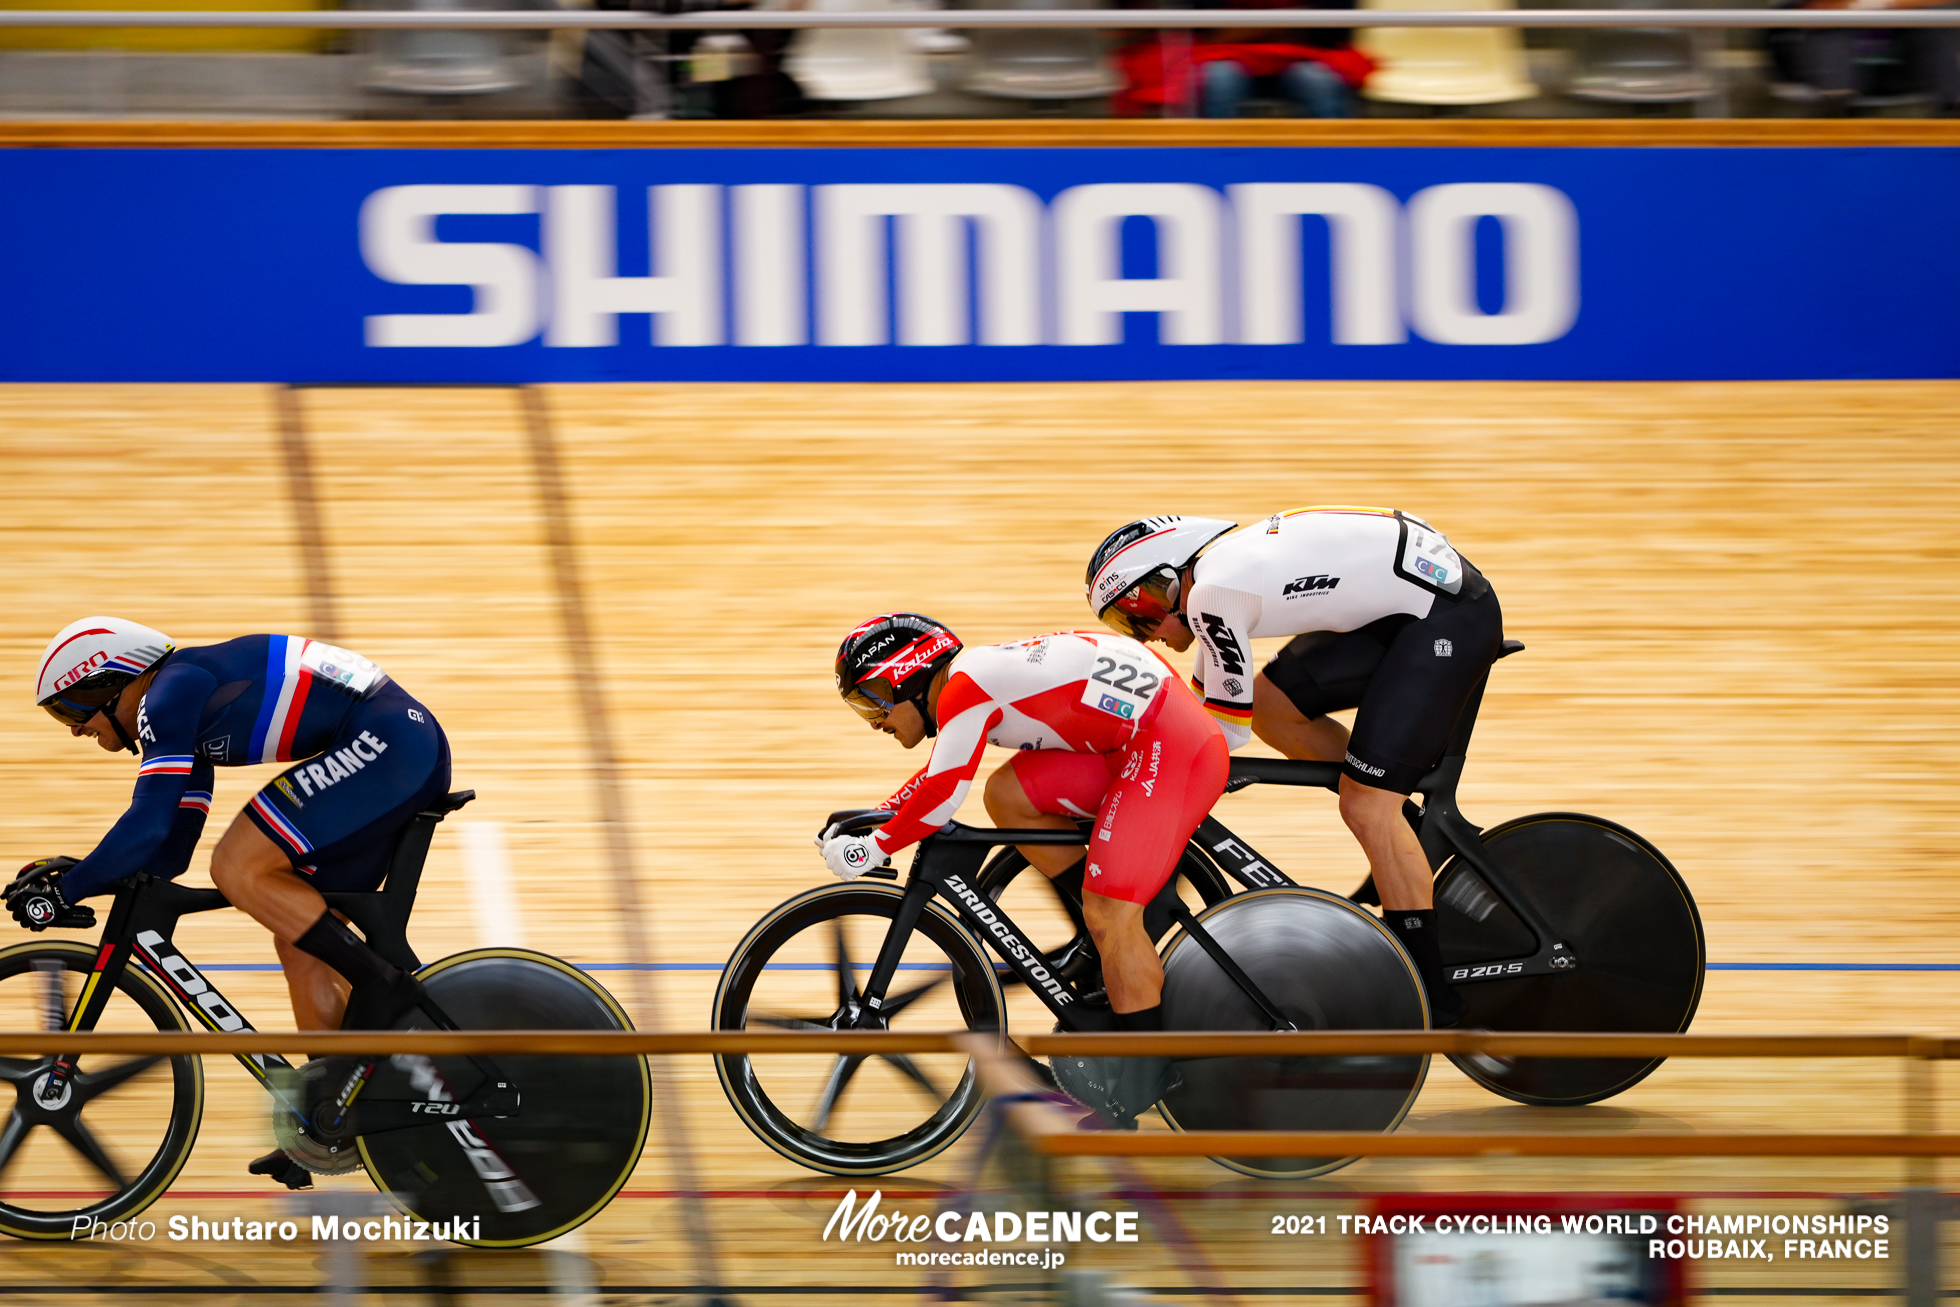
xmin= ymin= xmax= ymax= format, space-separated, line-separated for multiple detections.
xmin=0 ymin=146 xmax=1954 ymax=382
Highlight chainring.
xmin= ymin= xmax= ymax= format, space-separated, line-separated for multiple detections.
xmin=1048 ymin=1051 xmax=1113 ymax=1116
xmin=269 ymin=1065 xmax=365 ymax=1175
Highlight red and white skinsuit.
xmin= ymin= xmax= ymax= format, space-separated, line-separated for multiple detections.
xmin=867 ymin=631 xmax=1228 ymax=904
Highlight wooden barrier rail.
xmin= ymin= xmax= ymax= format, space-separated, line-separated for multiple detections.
xmin=2 ymin=120 xmax=1959 ymax=148
xmin=1029 ymin=1133 xmax=1960 ymax=1159
xmin=4 ymin=1026 xmax=1953 ymax=1160
xmin=2 ymin=1028 xmax=1957 ymax=1058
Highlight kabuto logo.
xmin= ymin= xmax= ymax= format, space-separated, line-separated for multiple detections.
xmin=1198 ymin=614 xmax=1246 ymax=675
xmin=1283 ymin=574 xmax=1339 ymax=597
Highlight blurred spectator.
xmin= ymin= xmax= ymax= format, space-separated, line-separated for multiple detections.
xmin=1767 ymin=0 xmax=1959 ymax=114
xmin=573 ymin=0 xmax=806 ymax=117
xmin=1111 ymin=0 xmax=1375 ymax=116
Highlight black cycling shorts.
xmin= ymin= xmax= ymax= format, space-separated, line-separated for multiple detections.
xmin=244 ymin=681 xmax=452 ymax=892
xmin=1261 ymin=568 xmax=1503 ymax=795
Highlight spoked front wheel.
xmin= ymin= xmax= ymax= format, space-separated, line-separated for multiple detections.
xmin=0 ymin=940 xmax=203 ymax=1240
xmin=1435 ymin=813 xmax=1705 ymax=1105
xmin=714 ymin=882 xmax=1005 ymax=1175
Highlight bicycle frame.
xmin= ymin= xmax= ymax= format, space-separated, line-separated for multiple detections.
xmin=843 ymin=641 xmax=1572 ymax=1031
xmin=838 ymin=821 xmax=1300 ymax=1034
xmin=31 ymin=792 xmax=521 ymax=1137
xmin=1200 ymin=642 xmax=1579 ymax=984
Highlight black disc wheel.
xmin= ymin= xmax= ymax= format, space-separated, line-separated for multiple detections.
xmin=1156 ymin=889 xmax=1429 ymax=1179
xmin=976 ymin=842 xmax=1230 ymax=995
xmin=713 ymin=882 xmax=1005 ymax=1175
xmin=0 ymin=940 xmax=203 ymax=1239
xmin=1434 ymin=813 xmax=1704 ymax=1105
xmin=357 ymin=949 xmax=650 ymax=1248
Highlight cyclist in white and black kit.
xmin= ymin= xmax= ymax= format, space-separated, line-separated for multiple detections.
xmin=1086 ymin=508 xmax=1505 ymax=1025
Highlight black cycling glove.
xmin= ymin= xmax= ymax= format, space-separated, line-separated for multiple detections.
xmin=6 ymin=857 xmax=95 ymax=932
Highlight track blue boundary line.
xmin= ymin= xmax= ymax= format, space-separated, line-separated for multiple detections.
xmin=194 ymin=961 xmax=1960 ymax=972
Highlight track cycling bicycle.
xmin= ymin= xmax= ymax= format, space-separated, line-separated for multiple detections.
xmin=0 ymin=790 xmax=650 ymax=1246
xmin=714 ymin=640 xmax=1704 ymax=1179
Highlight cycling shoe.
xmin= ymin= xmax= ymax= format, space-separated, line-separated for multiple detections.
xmin=1427 ymin=984 xmax=1467 ymax=1029
xmin=1049 ymin=1053 xmax=1181 ymax=1130
xmin=248 ymin=1148 xmax=316 ymax=1190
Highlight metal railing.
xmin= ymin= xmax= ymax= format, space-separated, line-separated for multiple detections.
xmin=0 ymin=8 xmax=1954 ymax=27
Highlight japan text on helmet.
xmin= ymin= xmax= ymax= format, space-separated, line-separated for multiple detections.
xmin=35 ymin=616 xmax=175 ymax=728
xmin=836 ymin=613 xmax=962 ymax=734
xmin=1086 ymin=516 xmax=1237 ymax=640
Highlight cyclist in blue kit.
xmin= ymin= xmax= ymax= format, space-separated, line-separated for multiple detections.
xmin=8 ymin=617 xmax=452 ymax=1186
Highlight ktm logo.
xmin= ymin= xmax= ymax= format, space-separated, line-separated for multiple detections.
xmin=1199 ymin=614 xmax=1246 ymax=675
xmin=1282 ymin=574 xmax=1339 ymax=596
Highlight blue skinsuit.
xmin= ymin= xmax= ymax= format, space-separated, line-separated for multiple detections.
xmin=64 ymin=634 xmax=449 ymax=900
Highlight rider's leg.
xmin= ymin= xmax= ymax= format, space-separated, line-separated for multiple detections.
xmin=984 ymin=762 xmax=1087 ymax=881
xmin=1340 ymin=775 xmax=1461 ymax=1025
xmin=1251 ymin=671 xmax=1351 ymax=761
xmin=210 ymin=815 xmax=348 ymax=1028
xmin=1061 ymin=693 xmax=1229 ymax=1124
xmin=211 ymin=813 xmax=415 ymax=1032
xmin=1338 ymin=776 xmax=1431 ymax=910
xmin=274 ymin=938 xmax=349 ymax=1031
xmin=1080 ymin=893 xmax=1160 ymax=1012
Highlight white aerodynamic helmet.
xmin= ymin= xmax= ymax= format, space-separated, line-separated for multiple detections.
xmin=35 ymin=616 xmax=175 ymax=727
xmin=1085 ymin=516 xmax=1237 ymax=640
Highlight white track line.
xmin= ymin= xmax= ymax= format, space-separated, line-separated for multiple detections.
xmin=462 ymin=820 xmax=522 ymax=949
xmin=460 ymin=819 xmax=596 ymax=1301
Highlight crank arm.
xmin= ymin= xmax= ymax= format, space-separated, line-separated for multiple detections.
xmin=1447 ymin=947 xmax=1579 ymax=984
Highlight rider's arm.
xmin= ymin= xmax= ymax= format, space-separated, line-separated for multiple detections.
xmin=139 ymin=756 xmax=216 ymax=884
xmin=61 ymin=664 xmax=217 ymax=900
xmin=1184 ymin=583 xmax=1262 ymax=751
xmin=868 ymin=672 xmax=1004 ymax=856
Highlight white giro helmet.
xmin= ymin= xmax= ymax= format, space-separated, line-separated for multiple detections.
xmin=1085 ymin=516 xmax=1237 ymax=639
xmin=35 ymin=616 xmax=175 ymax=727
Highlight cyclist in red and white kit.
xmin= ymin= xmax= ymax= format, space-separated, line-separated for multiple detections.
xmin=1087 ymin=509 xmax=1505 ymax=1026
xmin=823 ymin=613 xmax=1228 ymax=1126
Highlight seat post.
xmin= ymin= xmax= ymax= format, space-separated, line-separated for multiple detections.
xmin=326 ymin=791 xmax=475 ymax=975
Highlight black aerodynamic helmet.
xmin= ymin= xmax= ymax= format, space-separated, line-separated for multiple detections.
xmin=835 ymin=613 xmax=963 ymax=736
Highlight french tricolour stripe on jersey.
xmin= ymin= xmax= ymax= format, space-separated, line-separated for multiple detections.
xmin=179 ymin=791 xmax=212 ymax=814
xmin=248 ymin=635 xmax=315 ymax=765
xmin=137 ymin=755 xmax=195 ymax=778
xmin=249 ymin=794 xmax=312 ymax=856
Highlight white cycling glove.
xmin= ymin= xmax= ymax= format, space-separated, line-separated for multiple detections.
xmin=822 ymin=833 xmax=888 ymax=880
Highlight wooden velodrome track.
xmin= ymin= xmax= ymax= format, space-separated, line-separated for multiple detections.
xmin=2 ymin=377 xmax=1958 ymax=1300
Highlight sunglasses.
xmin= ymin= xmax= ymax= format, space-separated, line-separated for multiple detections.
xmin=1096 ymin=570 xmax=1182 ymax=641
xmin=42 ymin=684 xmax=123 ymax=728
xmin=843 ymin=678 xmax=900 ymax=725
